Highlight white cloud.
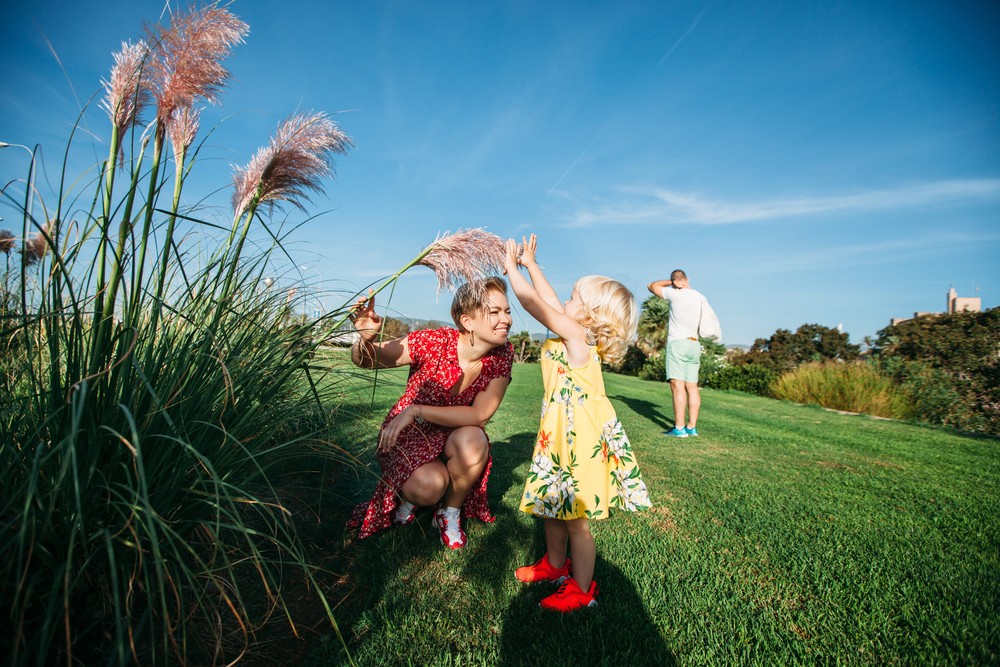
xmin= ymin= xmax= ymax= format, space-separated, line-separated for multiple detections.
xmin=565 ymin=179 xmax=1000 ymax=227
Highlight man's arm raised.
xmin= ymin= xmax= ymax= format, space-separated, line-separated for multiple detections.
xmin=647 ymin=279 xmax=673 ymax=297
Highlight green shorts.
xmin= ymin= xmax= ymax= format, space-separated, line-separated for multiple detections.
xmin=665 ymin=339 xmax=701 ymax=383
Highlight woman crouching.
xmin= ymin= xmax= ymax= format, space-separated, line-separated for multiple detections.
xmin=347 ymin=277 xmax=514 ymax=549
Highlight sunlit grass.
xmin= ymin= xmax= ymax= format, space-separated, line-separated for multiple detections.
xmin=307 ymin=366 xmax=1000 ymax=666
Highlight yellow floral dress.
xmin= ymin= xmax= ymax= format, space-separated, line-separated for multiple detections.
xmin=519 ymin=338 xmax=652 ymax=520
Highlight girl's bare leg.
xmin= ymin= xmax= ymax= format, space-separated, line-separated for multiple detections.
xmin=544 ymin=518 xmax=570 ymax=568
xmin=565 ymin=518 xmax=596 ymax=590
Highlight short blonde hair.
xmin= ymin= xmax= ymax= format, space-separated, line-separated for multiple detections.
xmin=451 ymin=276 xmax=508 ymax=331
xmin=573 ymin=275 xmax=638 ymax=366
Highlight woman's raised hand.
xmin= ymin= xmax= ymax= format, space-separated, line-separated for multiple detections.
xmin=349 ymin=290 xmax=382 ymax=340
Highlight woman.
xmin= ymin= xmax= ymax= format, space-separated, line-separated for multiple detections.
xmin=347 ymin=277 xmax=514 ymax=549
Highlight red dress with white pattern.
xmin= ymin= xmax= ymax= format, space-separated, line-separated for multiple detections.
xmin=348 ymin=327 xmax=514 ymax=539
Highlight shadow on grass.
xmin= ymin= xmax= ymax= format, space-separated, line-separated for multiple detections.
xmin=610 ymin=393 xmax=674 ymax=432
xmin=470 ymin=431 xmax=676 ymax=667
xmin=302 ymin=426 xmax=674 ymax=666
xmin=497 ymin=558 xmax=676 ymax=667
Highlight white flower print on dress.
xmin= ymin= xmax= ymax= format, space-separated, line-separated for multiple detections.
xmin=519 ymin=338 xmax=652 ymax=522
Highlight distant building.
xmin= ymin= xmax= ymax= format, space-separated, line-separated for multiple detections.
xmin=947 ymin=287 xmax=982 ymax=314
xmin=890 ymin=287 xmax=982 ymax=327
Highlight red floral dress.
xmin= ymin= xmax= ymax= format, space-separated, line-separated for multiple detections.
xmin=348 ymin=327 xmax=514 ymax=539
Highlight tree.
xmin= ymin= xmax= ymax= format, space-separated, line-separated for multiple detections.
xmin=874 ymin=309 xmax=999 ymax=372
xmin=637 ymin=295 xmax=670 ymax=357
xmin=381 ymin=316 xmax=410 ymax=339
xmin=873 ymin=308 xmax=999 ymax=435
xmin=744 ymin=323 xmax=860 ymax=373
xmin=509 ymin=331 xmax=541 ymax=363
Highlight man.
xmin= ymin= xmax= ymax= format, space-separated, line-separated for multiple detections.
xmin=647 ymin=270 xmax=714 ymax=438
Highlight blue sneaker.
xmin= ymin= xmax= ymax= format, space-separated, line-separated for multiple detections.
xmin=685 ymin=427 xmax=699 ymax=437
xmin=664 ymin=427 xmax=689 ymax=438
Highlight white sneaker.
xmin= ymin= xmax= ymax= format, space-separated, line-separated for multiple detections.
xmin=431 ymin=507 xmax=467 ymax=549
xmin=393 ymin=500 xmax=415 ymax=525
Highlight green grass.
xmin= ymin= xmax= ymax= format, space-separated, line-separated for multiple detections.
xmin=300 ymin=363 xmax=999 ymax=666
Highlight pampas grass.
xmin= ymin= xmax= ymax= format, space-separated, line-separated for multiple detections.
xmin=146 ymin=5 xmax=248 ymax=131
xmin=100 ymin=40 xmax=151 ymax=163
xmin=771 ymin=361 xmax=913 ymax=419
xmin=231 ymin=111 xmax=353 ymax=216
xmin=1 ymin=5 xmax=360 ymax=666
xmin=334 ymin=228 xmax=506 ymax=335
xmin=419 ymin=228 xmax=507 ymax=293
xmin=0 ymin=229 xmax=17 ymax=255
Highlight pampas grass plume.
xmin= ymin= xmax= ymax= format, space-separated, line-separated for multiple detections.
xmin=0 ymin=230 xmax=15 ymax=256
xmin=21 ymin=224 xmax=50 ymax=267
xmin=167 ymin=104 xmax=201 ymax=165
xmin=417 ymin=228 xmax=507 ymax=294
xmin=147 ymin=5 xmax=248 ymax=130
xmin=100 ymin=40 xmax=152 ymax=150
xmin=231 ymin=112 xmax=353 ymax=215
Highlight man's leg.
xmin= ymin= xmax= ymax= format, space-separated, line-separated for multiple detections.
xmin=669 ymin=378 xmax=687 ymax=429
xmin=685 ymin=381 xmax=701 ymax=428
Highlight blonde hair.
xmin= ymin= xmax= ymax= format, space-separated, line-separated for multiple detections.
xmin=451 ymin=276 xmax=508 ymax=332
xmin=573 ymin=275 xmax=638 ymax=366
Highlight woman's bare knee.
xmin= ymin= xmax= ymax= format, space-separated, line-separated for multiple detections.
xmin=402 ymin=462 xmax=449 ymax=505
xmin=444 ymin=426 xmax=489 ymax=465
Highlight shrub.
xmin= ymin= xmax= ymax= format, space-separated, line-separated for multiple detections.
xmin=771 ymin=361 xmax=912 ymax=419
xmin=638 ymin=354 xmax=665 ymax=382
xmin=702 ymin=362 xmax=777 ymax=396
xmin=873 ymin=356 xmax=982 ymax=432
xmin=874 ymin=309 xmax=999 ymax=436
xmin=613 ymin=344 xmax=648 ymax=376
xmin=698 ymin=344 xmax=727 ymax=382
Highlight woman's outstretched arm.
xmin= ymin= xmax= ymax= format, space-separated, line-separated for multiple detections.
xmin=348 ymin=291 xmax=412 ymax=369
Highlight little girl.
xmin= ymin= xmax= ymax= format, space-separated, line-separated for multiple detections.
xmin=503 ymin=234 xmax=652 ymax=612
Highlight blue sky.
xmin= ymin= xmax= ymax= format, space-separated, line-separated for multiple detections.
xmin=2 ymin=0 xmax=998 ymax=345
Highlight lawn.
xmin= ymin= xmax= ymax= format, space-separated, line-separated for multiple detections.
xmin=288 ymin=362 xmax=999 ymax=666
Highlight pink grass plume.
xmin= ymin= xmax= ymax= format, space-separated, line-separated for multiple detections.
xmin=146 ymin=5 xmax=248 ymax=133
xmin=231 ymin=112 xmax=353 ymax=215
xmin=329 ymin=228 xmax=506 ymax=335
xmin=0 ymin=230 xmax=15 ymax=256
xmin=416 ymin=228 xmax=507 ymax=294
xmin=21 ymin=224 xmax=51 ymax=267
xmin=167 ymin=104 xmax=201 ymax=166
xmin=100 ymin=40 xmax=152 ymax=156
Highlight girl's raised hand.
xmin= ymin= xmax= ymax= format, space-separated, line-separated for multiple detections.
xmin=503 ymin=238 xmax=522 ymax=275
xmin=519 ymin=234 xmax=538 ymax=267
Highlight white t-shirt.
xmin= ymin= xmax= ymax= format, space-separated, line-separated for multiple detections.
xmin=657 ymin=286 xmax=705 ymax=341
